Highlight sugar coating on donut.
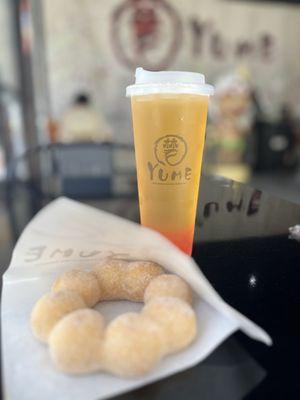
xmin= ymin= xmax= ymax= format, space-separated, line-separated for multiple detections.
xmin=93 ymin=259 xmax=164 ymax=302
xmin=121 ymin=261 xmax=164 ymax=301
xmin=52 ymin=269 xmax=101 ymax=307
xmin=30 ymin=290 xmax=86 ymax=343
xmin=142 ymin=296 xmax=197 ymax=355
xmin=144 ymin=274 xmax=193 ymax=305
xmin=103 ymin=312 xmax=164 ymax=377
xmin=49 ymin=309 xmax=105 ymax=374
xmin=32 ymin=264 xmax=198 ymax=377
xmin=93 ymin=259 xmax=127 ymax=300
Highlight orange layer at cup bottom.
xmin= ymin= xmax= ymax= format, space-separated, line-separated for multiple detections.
xmin=143 ymin=224 xmax=194 ymax=255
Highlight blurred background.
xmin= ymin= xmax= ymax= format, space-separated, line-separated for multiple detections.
xmin=1 ymin=0 xmax=300 ymax=255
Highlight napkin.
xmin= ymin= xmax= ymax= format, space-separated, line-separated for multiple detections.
xmin=289 ymin=225 xmax=300 ymax=241
xmin=2 ymin=198 xmax=272 ymax=400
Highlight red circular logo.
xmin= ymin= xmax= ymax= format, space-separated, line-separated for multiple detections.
xmin=111 ymin=0 xmax=183 ymax=70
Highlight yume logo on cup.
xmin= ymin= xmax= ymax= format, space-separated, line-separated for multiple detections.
xmin=148 ymin=135 xmax=191 ymax=185
xmin=155 ymin=135 xmax=187 ymax=166
xmin=127 ymin=68 xmax=214 ymax=255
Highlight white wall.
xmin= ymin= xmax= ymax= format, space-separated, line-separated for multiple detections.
xmin=43 ymin=0 xmax=300 ymax=142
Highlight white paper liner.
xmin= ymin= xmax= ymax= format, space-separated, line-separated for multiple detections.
xmin=2 ymin=197 xmax=272 ymax=400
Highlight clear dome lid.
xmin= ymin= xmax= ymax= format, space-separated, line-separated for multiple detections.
xmin=126 ymin=67 xmax=214 ymax=97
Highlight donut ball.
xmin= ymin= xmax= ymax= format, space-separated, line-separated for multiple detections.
xmin=121 ymin=261 xmax=164 ymax=301
xmin=144 ymin=274 xmax=193 ymax=305
xmin=31 ymin=291 xmax=85 ymax=343
xmin=49 ymin=309 xmax=105 ymax=374
xmin=142 ymin=297 xmax=197 ymax=354
xmin=93 ymin=259 xmax=127 ymax=300
xmin=103 ymin=312 xmax=164 ymax=377
xmin=52 ymin=269 xmax=101 ymax=307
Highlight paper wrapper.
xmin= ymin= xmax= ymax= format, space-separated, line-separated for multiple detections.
xmin=2 ymin=198 xmax=272 ymax=400
xmin=289 ymin=225 xmax=300 ymax=241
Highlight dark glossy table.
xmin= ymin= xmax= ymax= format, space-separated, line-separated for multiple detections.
xmin=2 ymin=175 xmax=300 ymax=399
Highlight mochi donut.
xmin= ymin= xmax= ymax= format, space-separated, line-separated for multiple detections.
xmin=52 ymin=269 xmax=101 ymax=307
xmin=142 ymin=296 xmax=197 ymax=354
xmin=49 ymin=309 xmax=105 ymax=374
xmin=30 ymin=290 xmax=86 ymax=343
xmin=93 ymin=260 xmax=164 ymax=301
xmin=103 ymin=312 xmax=164 ymax=377
xmin=144 ymin=274 xmax=193 ymax=305
xmin=31 ymin=260 xmax=198 ymax=378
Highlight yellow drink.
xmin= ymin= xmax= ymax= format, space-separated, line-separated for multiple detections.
xmin=131 ymin=93 xmax=209 ymax=254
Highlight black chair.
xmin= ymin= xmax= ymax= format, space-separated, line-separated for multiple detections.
xmin=5 ymin=142 xmax=137 ymax=241
xmin=253 ymin=120 xmax=297 ymax=172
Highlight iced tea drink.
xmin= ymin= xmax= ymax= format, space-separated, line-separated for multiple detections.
xmin=127 ymin=68 xmax=213 ymax=254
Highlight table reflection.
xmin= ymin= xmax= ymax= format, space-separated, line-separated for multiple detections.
xmin=195 ymin=175 xmax=300 ymax=243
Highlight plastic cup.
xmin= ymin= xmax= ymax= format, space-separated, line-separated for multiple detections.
xmin=126 ymin=68 xmax=214 ymax=255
